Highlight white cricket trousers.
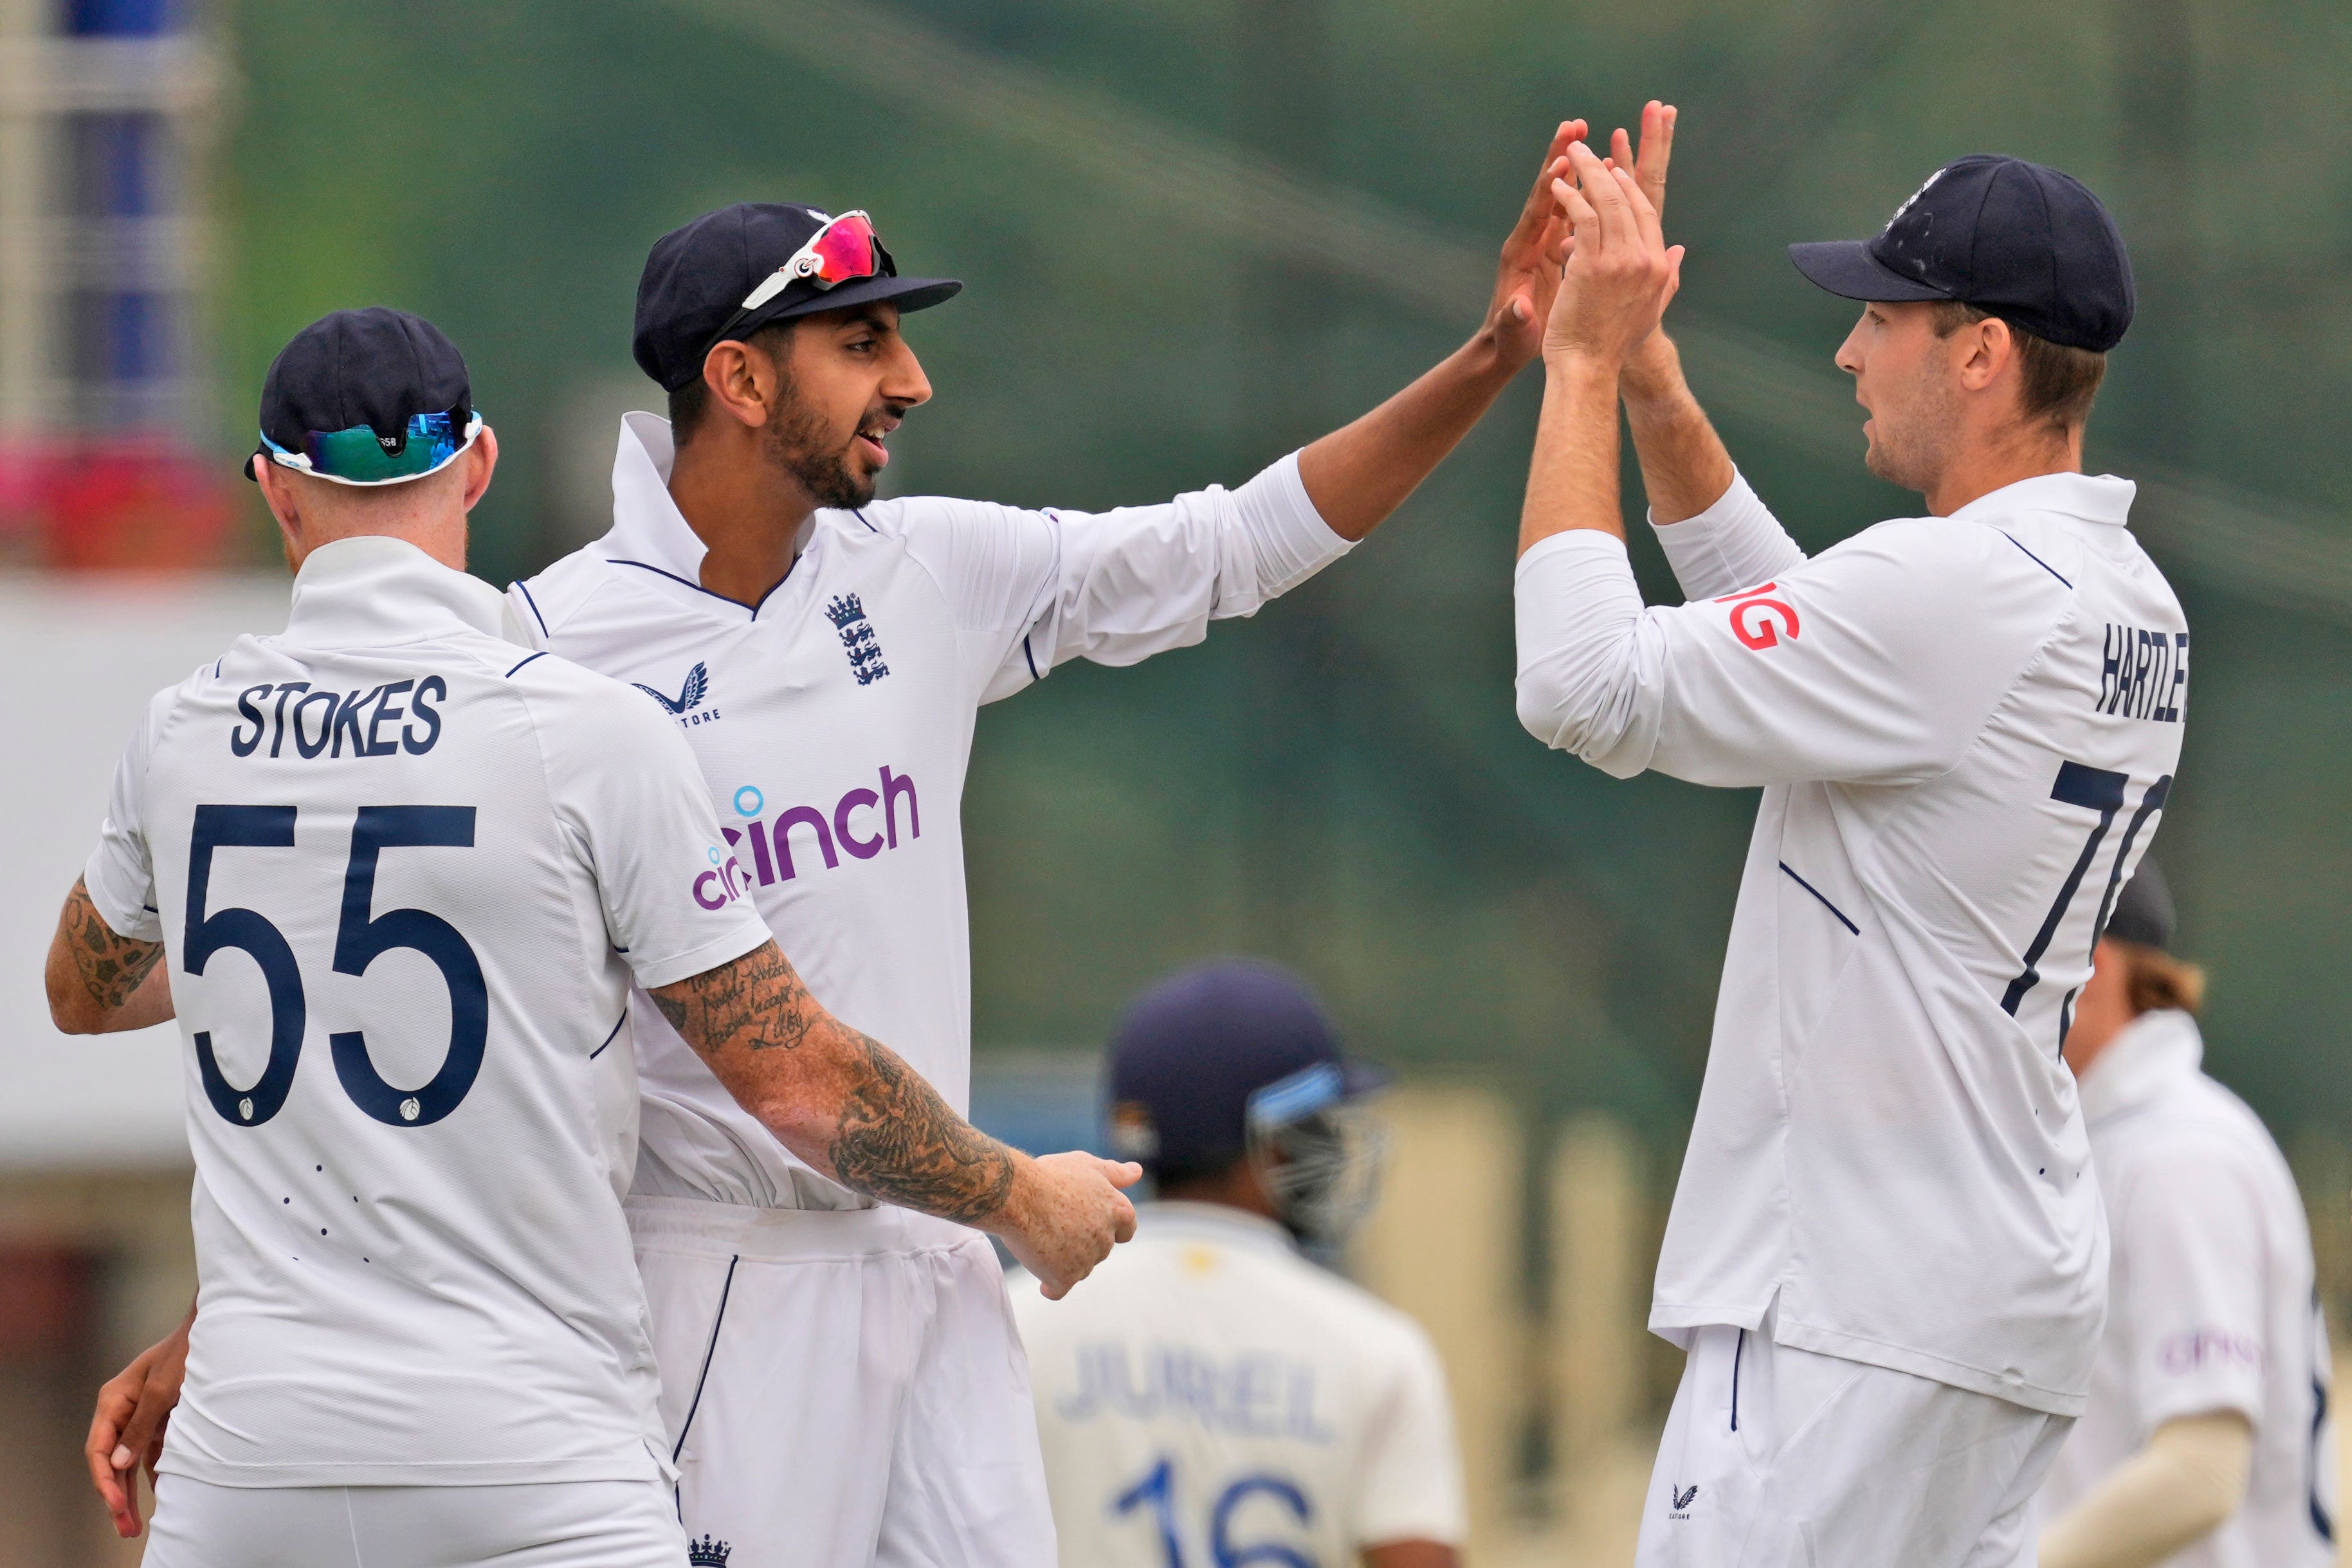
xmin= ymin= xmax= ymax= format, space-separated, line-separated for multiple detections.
xmin=628 ymin=1195 xmax=1057 ymax=1568
xmin=142 ymin=1473 xmax=683 ymax=1567
xmin=1635 ymin=1315 xmax=2074 ymax=1567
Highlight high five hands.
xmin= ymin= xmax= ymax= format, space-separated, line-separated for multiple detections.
xmin=1544 ymin=102 xmax=1682 ymax=370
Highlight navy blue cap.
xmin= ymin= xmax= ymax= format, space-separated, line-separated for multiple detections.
xmin=1106 ymin=960 xmax=1385 ymax=1174
xmin=244 ymin=307 xmax=471 ymax=480
xmin=634 ymin=203 xmax=962 ymax=393
xmin=2104 ymin=859 xmax=2176 ymax=952
xmin=1789 ymin=155 xmax=2135 ymax=352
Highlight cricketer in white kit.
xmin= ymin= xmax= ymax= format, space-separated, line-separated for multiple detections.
xmin=506 ymin=131 xmax=1586 ymax=1565
xmin=74 ymin=534 xmax=760 ymax=1566
xmin=1011 ymin=1203 xmax=1464 ymax=1568
xmin=1513 ymin=124 xmax=2179 ymax=1561
xmin=59 ymin=307 xmax=1140 ymax=1563
xmin=2035 ymin=868 xmax=2337 ymax=1568
xmin=1010 ymin=960 xmax=1465 ymax=1568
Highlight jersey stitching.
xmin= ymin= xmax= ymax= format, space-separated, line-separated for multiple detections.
xmin=499 ymin=655 xmax=619 ymax=967
xmin=1776 ymin=861 xmax=1860 ymax=934
xmin=609 ymin=557 xmax=797 ymax=621
xmin=504 ymin=650 xmax=549 ymax=678
xmin=1903 ymin=527 xmax=2081 ymax=791
xmin=588 ymin=1004 xmax=628 ymax=1060
xmin=511 ymin=578 xmax=550 ymax=639
xmin=671 ymin=1254 xmax=740 ymax=1470
xmin=1999 ymin=531 xmax=2073 ymax=588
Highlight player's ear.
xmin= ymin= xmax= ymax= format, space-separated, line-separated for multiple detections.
xmin=458 ymin=426 xmax=498 ymax=513
xmin=253 ymin=463 xmax=309 ymax=572
xmin=701 ymin=339 xmax=776 ymax=432
xmin=1957 ymin=315 xmax=2009 ymax=394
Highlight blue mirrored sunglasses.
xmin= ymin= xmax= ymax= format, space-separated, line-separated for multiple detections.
xmin=257 ymin=410 xmax=483 ymax=486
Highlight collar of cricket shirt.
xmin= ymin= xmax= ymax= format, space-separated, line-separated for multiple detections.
xmin=601 ymin=410 xmax=825 ymax=615
xmin=2076 ymin=1006 xmax=2205 ymax=1126
xmin=1949 ymin=469 xmax=2137 ymax=529
xmin=281 ymin=535 xmax=513 ymax=652
xmin=1141 ymin=1200 xmax=1300 ymax=1255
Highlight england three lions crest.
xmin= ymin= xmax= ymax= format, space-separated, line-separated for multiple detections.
xmin=826 ymin=594 xmax=889 ymax=686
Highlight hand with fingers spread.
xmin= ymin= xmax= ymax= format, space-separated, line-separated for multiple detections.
xmin=999 ymin=1150 xmax=1144 ymax=1300
xmin=86 ymin=1304 xmax=192 ymax=1538
xmin=1485 ymin=119 xmax=1589 ymax=371
xmin=1610 ymin=101 xmax=1685 ymax=397
xmin=1543 ymin=137 xmax=1685 ymax=370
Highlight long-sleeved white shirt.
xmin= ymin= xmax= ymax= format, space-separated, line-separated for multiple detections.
xmin=1515 ymin=469 xmax=2188 ymax=1414
xmin=510 ymin=414 xmax=1351 ymax=1210
xmin=2038 ymin=1010 xmax=2337 ymax=1565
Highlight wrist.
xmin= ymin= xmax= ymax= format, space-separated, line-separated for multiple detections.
xmin=1542 ymin=345 xmax=1625 ymax=385
xmin=977 ymin=1149 xmax=1037 ymax=1239
xmin=1619 ymin=331 xmax=1682 ymax=407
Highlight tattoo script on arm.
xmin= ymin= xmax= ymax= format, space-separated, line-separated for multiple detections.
xmin=61 ymin=878 xmax=166 ymax=1012
xmin=651 ymin=942 xmax=1017 ymax=1225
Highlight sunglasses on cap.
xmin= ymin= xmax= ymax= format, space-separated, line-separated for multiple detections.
xmin=251 ymin=408 xmax=485 ymax=486
xmin=704 ymin=210 xmax=893 ymax=350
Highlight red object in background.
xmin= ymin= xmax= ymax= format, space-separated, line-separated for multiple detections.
xmin=0 ymin=439 xmax=237 ymax=571
xmin=0 ymin=1243 xmax=95 ymax=1362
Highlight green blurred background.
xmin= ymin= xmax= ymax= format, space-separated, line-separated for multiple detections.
xmin=1 ymin=1 xmax=2348 ymax=1558
xmin=205 ymin=0 xmax=2352 ymax=1159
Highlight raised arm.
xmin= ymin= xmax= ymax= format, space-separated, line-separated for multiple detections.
xmin=1296 ymin=120 xmax=1586 ymax=540
xmin=1605 ymin=104 xmax=1740 ymax=527
xmin=47 ymin=878 xmax=172 ymax=1035
xmin=649 ymin=940 xmax=1136 ymax=1297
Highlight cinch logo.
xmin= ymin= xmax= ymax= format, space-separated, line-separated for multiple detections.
xmin=1668 ymin=1482 xmax=1699 ymax=1519
xmin=722 ymin=767 xmax=918 ymax=886
xmin=634 ymin=661 xmax=722 ymax=727
xmin=691 ymin=843 xmax=752 ymax=910
xmin=826 ymin=594 xmax=889 ymax=686
xmin=2159 ymin=1327 xmax=2262 ymax=1375
xmin=1716 ymin=581 xmax=1800 ymax=650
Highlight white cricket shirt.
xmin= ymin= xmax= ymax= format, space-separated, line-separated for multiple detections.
xmin=2039 ymin=1010 xmax=2338 ymax=1566
xmin=509 ymin=414 xmax=1349 ymax=1210
xmin=82 ymin=537 xmax=771 ymax=1487
xmin=1515 ymin=469 xmax=2189 ymax=1414
xmin=1008 ymin=1202 xmax=1466 ymax=1565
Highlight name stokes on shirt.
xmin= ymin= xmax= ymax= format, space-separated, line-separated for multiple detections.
xmin=721 ymin=767 xmax=919 ymax=888
xmin=2099 ymin=623 xmax=2189 ymax=722
xmin=229 ymin=679 xmax=445 ymax=760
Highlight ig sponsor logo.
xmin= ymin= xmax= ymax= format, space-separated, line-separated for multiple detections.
xmin=1716 ymin=581 xmax=1800 ymax=651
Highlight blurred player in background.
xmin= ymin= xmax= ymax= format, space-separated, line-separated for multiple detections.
xmin=2036 ymin=861 xmax=2338 ymax=1568
xmin=495 ymin=122 xmax=1580 ymax=1567
xmin=1011 ymin=960 xmax=1466 ymax=1568
xmin=62 ymin=309 xmax=1136 ymax=1557
xmin=1514 ymin=111 xmax=2181 ymax=1560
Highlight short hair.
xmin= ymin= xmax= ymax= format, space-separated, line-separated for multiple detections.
xmin=2111 ymin=938 xmax=2207 ymax=1018
xmin=1929 ymin=301 xmax=2108 ymax=433
xmin=666 ymin=318 xmax=797 ymax=446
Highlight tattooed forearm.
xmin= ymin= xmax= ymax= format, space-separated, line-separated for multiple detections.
xmin=650 ymin=940 xmax=1020 ymax=1225
xmin=650 ymin=942 xmax=817 ymax=1053
xmin=47 ymin=877 xmax=170 ymax=1033
xmin=827 ymin=1036 xmax=1018 ymax=1225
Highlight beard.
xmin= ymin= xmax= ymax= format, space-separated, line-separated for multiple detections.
xmin=763 ymin=378 xmax=876 ymax=511
xmin=1859 ymin=363 xmax=1958 ymax=497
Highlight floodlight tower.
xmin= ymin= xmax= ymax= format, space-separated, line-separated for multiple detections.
xmin=0 ymin=0 xmax=225 ymax=565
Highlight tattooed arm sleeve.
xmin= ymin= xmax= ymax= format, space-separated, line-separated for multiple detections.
xmin=47 ymin=878 xmax=173 ymax=1035
xmin=648 ymin=940 xmax=1021 ymax=1225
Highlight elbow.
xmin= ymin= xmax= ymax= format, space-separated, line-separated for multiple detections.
xmin=1514 ymin=671 xmax=1581 ymax=752
xmin=47 ymin=984 xmax=100 ymax=1036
